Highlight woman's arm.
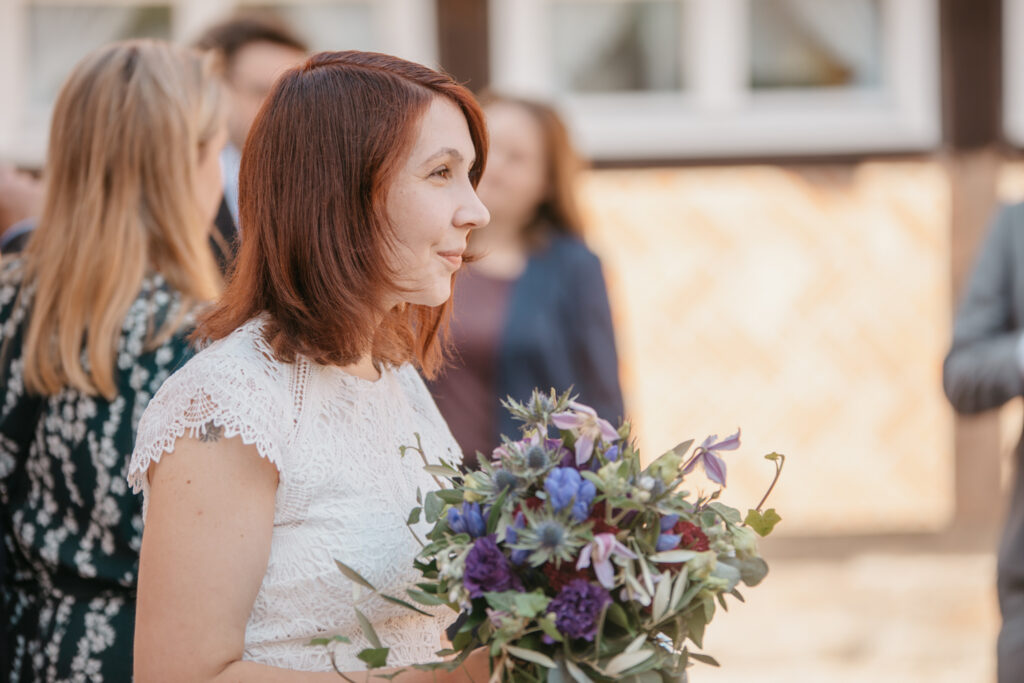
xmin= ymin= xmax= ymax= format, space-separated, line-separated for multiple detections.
xmin=134 ymin=431 xmax=488 ymax=683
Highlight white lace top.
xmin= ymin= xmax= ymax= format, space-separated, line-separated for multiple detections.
xmin=128 ymin=318 xmax=460 ymax=672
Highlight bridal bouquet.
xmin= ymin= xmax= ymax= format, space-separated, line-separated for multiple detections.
xmin=326 ymin=389 xmax=784 ymax=681
xmin=399 ymin=389 xmax=784 ymax=682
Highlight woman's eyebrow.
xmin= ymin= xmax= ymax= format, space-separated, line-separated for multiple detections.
xmin=421 ymin=147 xmax=470 ymax=166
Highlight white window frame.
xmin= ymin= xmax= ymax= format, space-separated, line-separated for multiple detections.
xmin=1004 ymin=0 xmax=1024 ymax=146
xmin=0 ymin=0 xmax=438 ymax=165
xmin=489 ymin=0 xmax=941 ymax=160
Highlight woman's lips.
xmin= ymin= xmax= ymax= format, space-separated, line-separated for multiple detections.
xmin=438 ymin=250 xmax=464 ymax=269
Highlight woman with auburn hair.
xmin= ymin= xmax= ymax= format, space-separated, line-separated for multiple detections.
xmin=428 ymin=94 xmax=623 ymax=467
xmin=128 ymin=51 xmax=490 ymax=681
xmin=0 ymin=40 xmax=225 ymax=680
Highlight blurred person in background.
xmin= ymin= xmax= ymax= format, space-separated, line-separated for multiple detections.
xmin=427 ymin=94 xmax=623 ymax=467
xmin=194 ymin=11 xmax=307 ymax=269
xmin=0 ymin=168 xmax=42 ymax=254
xmin=0 ymin=39 xmax=223 ymax=680
xmin=944 ymin=202 xmax=1024 ymax=683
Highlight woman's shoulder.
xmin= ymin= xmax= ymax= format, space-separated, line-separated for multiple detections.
xmin=0 ymin=257 xmax=27 ymax=314
xmin=129 ymin=319 xmax=294 ymax=493
xmin=537 ymin=233 xmax=601 ymax=268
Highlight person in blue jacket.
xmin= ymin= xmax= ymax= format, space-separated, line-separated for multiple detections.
xmin=428 ymin=94 xmax=623 ymax=467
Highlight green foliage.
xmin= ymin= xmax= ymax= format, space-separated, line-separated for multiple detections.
xmin=744 ymin=508 xmax=782 ymax=537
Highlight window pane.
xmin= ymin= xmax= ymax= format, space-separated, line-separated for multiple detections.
xmin=750 ymin=0 xmax=883 ymax=89
xmin=549 ymin=0 xmax=683 ymax=94
xmin=253 ymin=3 xmax=375 ymax=53
xmin=28 ymin=5 xmax=172 ymax=108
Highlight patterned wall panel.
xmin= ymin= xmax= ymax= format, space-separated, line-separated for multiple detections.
xmin=578 ymin=162 xmax=953 ymax=534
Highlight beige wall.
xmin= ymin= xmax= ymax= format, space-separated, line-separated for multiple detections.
xmin=578 ymin=162 xmax=955 ymax=536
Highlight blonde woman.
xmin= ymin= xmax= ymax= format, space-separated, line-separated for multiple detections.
xmin=0 ymin=40 xmax=223 ymax=681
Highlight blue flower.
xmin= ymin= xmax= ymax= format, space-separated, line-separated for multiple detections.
xmin=548 ymin=579 xmax=612 ymax=641
xmin=544 ymin=468 xmax=597 ymax=522
xmin=447 ymin=502 xmax=486 ymax=538
xmin=656 ymin=514 xmax=681 ymax=552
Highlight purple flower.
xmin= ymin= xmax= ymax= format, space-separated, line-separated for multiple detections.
xmin=551 ymin=401 xmax=619 ymax=466
xmin=681 ymin=429 xmax=741 ymax=487
xmin=548 ymin=579 xmax=612 ymax=641
xmin=505 ymin=511 xmax=530 ymax=565
xmin=447 ymin=502 xmax=486 ymax=538
xmin=463 ymin=536 xmax=523 ymax=598
xmin=544 ymin=468 xmax=597 ymax=521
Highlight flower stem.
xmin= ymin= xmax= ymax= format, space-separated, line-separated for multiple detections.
xmin=755 ymin=454 xmax=785 ymax=512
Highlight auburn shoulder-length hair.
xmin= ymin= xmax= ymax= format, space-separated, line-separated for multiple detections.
xmin=197 ymin=51 xmax=488 ymax=378
xmin=479 ymin=93 xmax=585 ymax=245
xmin=21 ymin=40 xmax=223 ymax=399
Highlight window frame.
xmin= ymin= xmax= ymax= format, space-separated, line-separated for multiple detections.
xmin=0 ymin=0 xmax=438 ymax=166
xmin=488 ymin=0 xmax=942 ymax=160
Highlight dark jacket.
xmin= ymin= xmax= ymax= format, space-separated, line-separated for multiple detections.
xmin=943 ymin=202 xmax=1024 ymax=682
xmin=496 ymin=234 xmax=624 ymax=438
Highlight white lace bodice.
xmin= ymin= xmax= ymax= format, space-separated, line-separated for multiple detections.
xmin=128 ymin=319 xmax=460 ymax=672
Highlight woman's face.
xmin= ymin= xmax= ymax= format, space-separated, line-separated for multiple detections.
xmin=385 ymin=97 xmax=490 ymax=308
xmin=195 ymin=123 xmax=228 ymax=226
xmin=475 ymin=101 xmax=548 ymax=227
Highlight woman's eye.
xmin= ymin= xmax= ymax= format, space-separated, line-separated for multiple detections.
xmin=431 ymin=166 xmax=452 ymax=180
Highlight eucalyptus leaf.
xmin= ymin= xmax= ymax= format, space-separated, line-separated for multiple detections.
xmin=624 ymin=634 xmax=648 ymax=654
xmin=435 ymin=489 xmax=465 ymax=504
xmin=380 ymin=593 xmax=433 ymax=617
xmin=537 ymin=616 xmax=563 ymax=643
xmin=513 ymin=591 xmax=550 ymax=618
xmin=708 ymin=503 xmax=742 ymax=525
xmin=606 ymin=602 xmax=634 ymax=634
xmin=406 ymin=507 xmax=422 ymax=525
xmin=652 ymin=572 xmax=673 ymax=623
xmin=354 ymin=608 xmax=382 ymax=648
xmin=356 ymin=647 xmax=389 ymax=669
xmin=649 ymin=550 xmax=699 ymax=564
xmin=689 ymin=652 xmax=720 ymax=667
xmin=604 ymin=649 xmax=655 ymax=676
xmin=335 ymin=560 xmax=376 ymax=591
xmin=406 ymin=588 xmax=448 ymax=606
xmin=487 ymin=488 xmax=509 ymax=535
xmin=669 ymin=568 xmax=689 ymax=614
xmin=506 ymin=645 xmax=557 ymax=669
xmin=685 ymin=609 xmax=707 ymax=649
xmin=564 ymin=659 xmax=593 ymax=683
xmin=424 ymin=492 xmax=444 ymax=524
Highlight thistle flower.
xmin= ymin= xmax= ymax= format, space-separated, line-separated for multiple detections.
xmin=512 ymin=511 xmax=587 ymax=566
xmin=551 ymin=401 xmax=619 ymax=466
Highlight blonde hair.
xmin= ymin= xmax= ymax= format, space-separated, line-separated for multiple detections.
xmin=21 ymin=39 xmax=223 ymax=399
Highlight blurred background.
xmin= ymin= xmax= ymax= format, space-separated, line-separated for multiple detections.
xmin=0 ymin=0 xmax=1016 ymax=680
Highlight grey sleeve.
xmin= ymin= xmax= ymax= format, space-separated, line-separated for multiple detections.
xmin=943 ymin=204 xmax=1024 ymax=413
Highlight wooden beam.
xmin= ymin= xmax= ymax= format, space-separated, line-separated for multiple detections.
xmin=940 ymin=0 xmax=1002 ymax=148
xmin=435 ymin=0 xmax=490 ymax=92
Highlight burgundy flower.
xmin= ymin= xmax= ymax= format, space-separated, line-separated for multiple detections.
xmin=674 ymin=520 xmax=710 ymax=552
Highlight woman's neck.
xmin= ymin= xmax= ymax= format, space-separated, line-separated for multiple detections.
xmin=339 ymin=353 xmax=381 ymax=382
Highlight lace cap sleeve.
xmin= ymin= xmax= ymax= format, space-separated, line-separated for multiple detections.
xmin=128 ymin=329 xmax=292 ymax=497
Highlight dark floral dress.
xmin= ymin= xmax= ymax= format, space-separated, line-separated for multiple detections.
xmin=0 ymin=258 xmax=197 ymax=682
